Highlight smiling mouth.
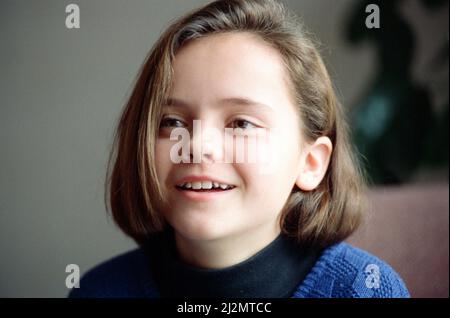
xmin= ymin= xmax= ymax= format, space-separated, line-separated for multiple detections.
xmin=175 ymin=180 xmax=236 ymax=192
xmin=175 ymin=185 xmax=236 ymax=192
xmin=174 ymin=181 xmax=236 ymax=201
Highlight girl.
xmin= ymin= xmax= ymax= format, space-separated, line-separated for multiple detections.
xmin=70 ymin=0 xmax=409 ymax=298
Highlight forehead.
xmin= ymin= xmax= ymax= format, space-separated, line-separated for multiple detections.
xmin=169 ymin=32 xmax=293 ymax=110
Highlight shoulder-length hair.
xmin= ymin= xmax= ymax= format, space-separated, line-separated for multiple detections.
xmin=105 ymin=0 xmax=367 ymax=249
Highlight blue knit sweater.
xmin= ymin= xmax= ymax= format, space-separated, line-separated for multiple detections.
xmin=68 ymin=242 xmax=410 ymax=298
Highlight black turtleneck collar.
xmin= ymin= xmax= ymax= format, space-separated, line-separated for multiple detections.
xmin=145 ymin=226 xmax=320 ymax=298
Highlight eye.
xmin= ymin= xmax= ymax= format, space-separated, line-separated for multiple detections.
xmin=159 ymin=117 xmax=186 ymax=129
xmin=230 ymin=118 xmax=258 ymax=130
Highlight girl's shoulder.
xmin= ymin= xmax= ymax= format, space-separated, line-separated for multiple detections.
xmin=67 ymin=247 xmax=157 ymax=298
xmin=292 ymin=242 xmax=410 ymax=298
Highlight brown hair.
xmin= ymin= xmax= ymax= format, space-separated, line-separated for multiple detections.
xmin=105 ymin=0 xmax=367 ymax=248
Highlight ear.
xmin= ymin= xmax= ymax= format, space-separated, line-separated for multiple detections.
xmin=295 ymin=136 xmax=333 ymax=191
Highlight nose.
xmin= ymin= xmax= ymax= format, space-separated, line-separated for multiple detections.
xmin=190 ymin=119 xmax=224 ymax=164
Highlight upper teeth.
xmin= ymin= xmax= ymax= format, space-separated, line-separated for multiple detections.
xmin=177 ymin=181 xmax=234 ymax=190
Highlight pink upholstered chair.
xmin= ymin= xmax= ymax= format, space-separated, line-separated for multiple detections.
xmin=347 ymin=183 xmax=449 ymax=298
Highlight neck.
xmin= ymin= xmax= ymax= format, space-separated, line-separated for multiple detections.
xmin=174 ymin=221 xmax=281 ymax=269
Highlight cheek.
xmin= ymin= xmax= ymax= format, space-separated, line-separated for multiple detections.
xmin=238 ymin=124 xmax=300 ymax=199
xmin=251 ymin=125 xmax=300 ymax=177
xmin=235 ymin=164 xmax=292 ymax=223
xmin=237 ymin=141 xmax=294 ymax=194
xmin=155 ymin=139 xmax=174 ymax=186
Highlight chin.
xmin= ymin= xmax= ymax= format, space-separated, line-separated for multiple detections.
xmin=169 ymin=213 xmax=236 ymax=242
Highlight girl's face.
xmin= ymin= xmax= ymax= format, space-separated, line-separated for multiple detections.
xmin=155 ymin=32 xmax=304 ymax=243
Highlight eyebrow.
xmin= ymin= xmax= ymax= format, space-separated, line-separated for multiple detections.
xmin=165 ymin=97 xmax=274 ymax=112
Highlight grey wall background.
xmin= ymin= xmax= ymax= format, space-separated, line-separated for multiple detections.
xmin=0 ymin=0 xmax=447 ymax=297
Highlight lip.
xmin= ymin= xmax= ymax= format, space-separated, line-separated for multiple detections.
xmin=174 ymin=174 xmax=237 ymax=202
xmin=175 ymin=174 xmax=236 ymax=187
xmin=175 ymin=186 xmax=236 ymax=202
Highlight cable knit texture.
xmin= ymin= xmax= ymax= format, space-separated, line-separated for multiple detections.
xmin=68 ymin=242 xmax=410 ymax=298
